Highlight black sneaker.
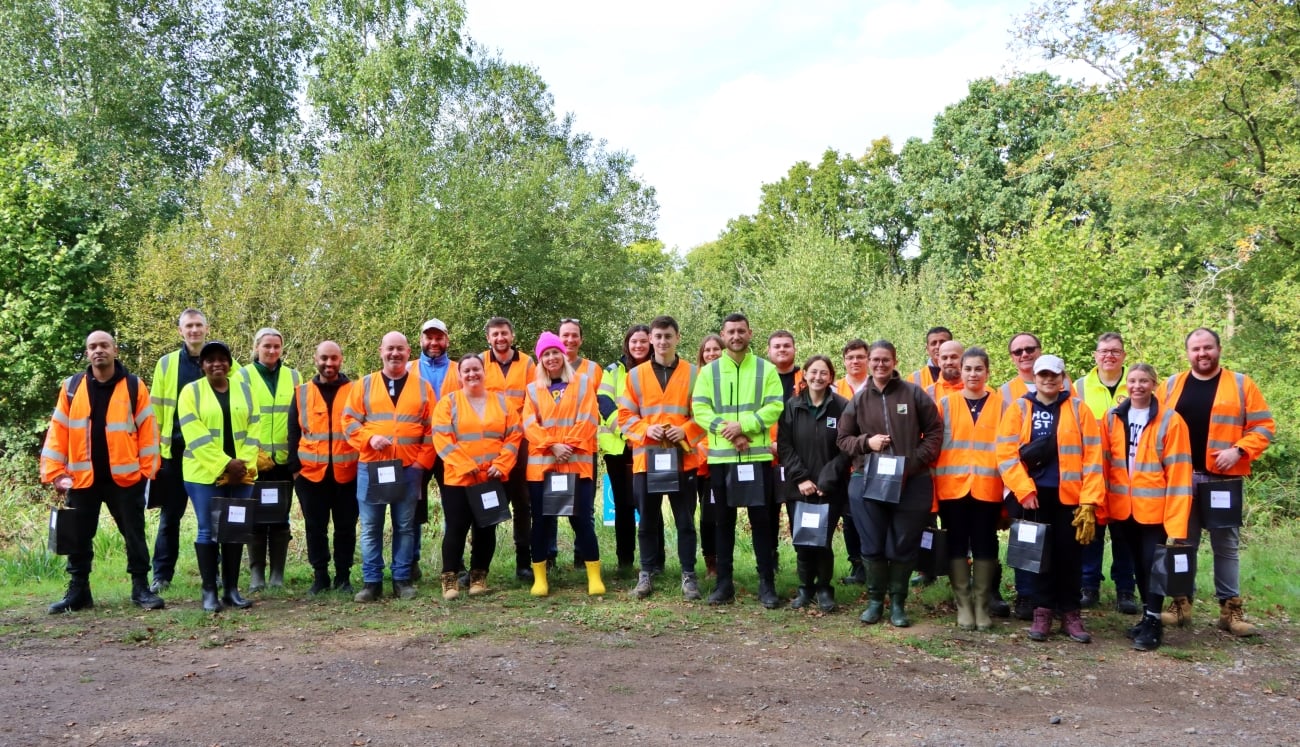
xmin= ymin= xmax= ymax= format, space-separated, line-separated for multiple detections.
xmin=1115 ymin=590 xmax=1139 ymax=615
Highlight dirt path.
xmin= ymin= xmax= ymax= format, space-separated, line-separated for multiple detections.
xmin=2 ymin=598 xmax=1297 ymax=747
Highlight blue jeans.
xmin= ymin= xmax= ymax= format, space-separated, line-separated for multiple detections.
xmin=1080 ymin=522 xmax=1136 ymax=593
xmin=185 ymin=481 xmax=254 ymax=544
xmin=356 ymin=464 xmax=422 ymax=584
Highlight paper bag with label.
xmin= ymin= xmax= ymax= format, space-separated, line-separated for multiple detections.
xmin=791 ymin=501 xmax=831 ymax=547
xmin=646 ymin=446 xmax=681 ymax=494
xmin=1149 ymin=544 xmax=1196 ymax=598
xmin=48 ymin=505 xmax=77 ymax=555
xmin=466 ymin=478 xmax=511 ymax=528
xmin=1195 ymin=478 xmax=1243 ymax=529
xmin=364 ymin=459 xmax=406 ymax=505
xmin=252 ymin=480 xmax=293 ymax=524
xmin=1006 ymin=518 xmax=1051 ymax=574
xmin=215 ymin=496 xmax=257 ymax=543
xmin=724 ymin=462 xmax=767 ymax=507
xmin=542 ymin=472 xmax=577 ymax=516
xmin=862 ymin=453 xmax=906 ymax=504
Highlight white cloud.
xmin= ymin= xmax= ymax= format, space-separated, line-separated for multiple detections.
xmin=464 ymin=1 xmax=1083 ymax=252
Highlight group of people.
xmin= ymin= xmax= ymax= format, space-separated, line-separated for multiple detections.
xmin=39 ymin=311 xmax=1273 ymax=651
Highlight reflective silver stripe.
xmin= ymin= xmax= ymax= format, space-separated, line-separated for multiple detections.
xmin=110 ymin=463 xmax=138 ymax=475
xmin=42 ymin=447 xmax=66 ymax=463
xmin=432 ymin=424 xmax=455 ymax=434
xmin=188 ymin=433 xmax=215 ymax=449
xmin=998 ymin=458 xmax=1020 ymax=473
xmin=67 ymin=417 xmax=89 ymax=428
xmin=299 ymin=453 xmax=332 ymax=464
xmin=1165 ymin=453 xmax=1191 ymax=464
xmin=265 ymin=405 xmax=291 ymax=414
xmin=301 ymin=433 xmax=329 ymax=442
xmin=154 ymin=396 xmax=177 ymax=407
xmin=335 ymin=453 xmax=359 ymax=463
xmin=1247 ymin=426 xmax=1273 ymax=441
xmin=1129 ymin=487 xmax=1168 ymax=498
xmin=105 ymin=422 xmax=135 ymax=433
xmin=67 ymin=460 xmax=92 ymax=471
xmin=1061 ymin=470 xmax=1082 ymax=481
xmin=393 ymin=414 xmax=423 ymax=423
xmin=933 ymin=465 xmax=1000 ymax=477
xmin=1060 ymin=445 xmax=1082 ymax=455
xmin=51 ymin=408 xmax=70 ymax=426
xmin=1209 ymin=415 xmax=1238 ymax=426
xmin=178 ymin=413 xmax=198 ymax=426
xmin=139 ymin=445 xmax=159 ymax=457
xmin=395 ymin=436 xmax=423 ymax=445
xmin=135 ymin=405 xmax=154 ymax=427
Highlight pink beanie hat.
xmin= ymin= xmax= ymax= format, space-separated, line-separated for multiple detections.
xmin=534 ymin=331 xmax=565 ymax=360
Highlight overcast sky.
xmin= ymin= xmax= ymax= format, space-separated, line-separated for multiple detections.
xmin=463 ymin=1 xmax=1083 ymax=253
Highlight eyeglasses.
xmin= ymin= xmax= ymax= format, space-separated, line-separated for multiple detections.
xmin=1095 ymin=348 xmax=1124 ymax=357
xmin=560 ymin=318 xmax=580 ymax=325
xmin=1010 ymin=346 xmax=1039 ymax=357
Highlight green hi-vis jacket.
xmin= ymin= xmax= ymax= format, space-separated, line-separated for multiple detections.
xmin=691 ymin=353 xmax=783 ymax=464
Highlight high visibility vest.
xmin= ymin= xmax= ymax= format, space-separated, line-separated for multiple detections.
xmin=151 ymin=347 xmax=239 ymax=459
xmin=932 ymin=389 xmax=1007 ymax=503
xmin=1162 ymin=369 xmax=1274 ymax=476
xmin=618 ymin=360 xmax=704 ymax=473
xmin=406 ymin=359 xmax=461 ymax=401
xmin=233 ymin=363 xmax=301 ymax=465
xmin=341 ymin=372 xmax=435 ymax=469
xmin=41 ymin=373 xmax=160 ymax=488
xmin=1102 ymin=402 xmax=1192 ymax=538
xmin=597 ymin=360 xmax=629 ymax=456
xmin=769 ymin=367 xmax=804 ymax=464
xmin=996 ymin=394 xmax=1104 ymax=507
xmin=178 ymin=377 xmax=261 ymax=484
xmin=924 ymin=376 xmax=965 ymax=402
xmin=295 ymin=379 xmax=359 ymax=483
xmin=910 ymin=365 xmax=938 ymax=390
xmin=432 ymin=389 xmax=522 ymax=486
xmin=572 ymin=357 xmax=603 ymax=390
xmin=1074 ymin=367 xmax=1128 ymax=423
xmin=481 ymin=349 xmax=535 ymax=416
xmin=834 ymin=377 xmax=867 ymax=400
xmin=999 ymin=373 xmax=1072 ymax=403
xmin=523 ymin=374 xmax=600 ymax=480
xmin=691 ymin=353 xmax=784 ymax=464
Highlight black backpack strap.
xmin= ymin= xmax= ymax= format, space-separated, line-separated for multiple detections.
xmin=65 ymin=372 xmax=86 ymax=411
xmin=66 ymin=372 xmax=141 ymax=424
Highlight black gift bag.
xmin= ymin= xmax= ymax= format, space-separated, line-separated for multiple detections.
xmin=466 ymin=479 xmax=511 ymax=528
xmin=724 ymin=462 xmax=767 ymax=507
xmin=364 ymin=459 xmax=406 ymax=504
xmin=1007 ymin=518 xmax=1052 ymax=574
xmin=48 ymin=506 xmax=77 ymax=555
xmin=215 ymin=496 xmax=257 ymax=543
xmin=863 ymin=453 xmax=906 ymax=504
xmin=542 ymin=472 xmax=577 ymax=516
xmin=646 ymin=446 xmax=681 ymax=494
xmin=1149 ymin=544 xmax=1197 ymax=598
xmin=253 ymin=481 xmax=292 ymax=524
xmin=917 ymin=527 xmax=949 ymax=577
xmin=1196 ymin=478 xmax=1243 ymax=529
xmin=791 ymin=501 xmax=830 ymax=547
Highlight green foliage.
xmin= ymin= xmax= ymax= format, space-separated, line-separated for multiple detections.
xmin=0 ymin=139 xmax=109 ymax=450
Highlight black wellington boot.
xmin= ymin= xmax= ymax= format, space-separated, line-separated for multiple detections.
xmin=222 ymin=543 xmax=253 ymax=609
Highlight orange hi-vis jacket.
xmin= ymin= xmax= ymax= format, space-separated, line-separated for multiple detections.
xmin=1161 ymin=368 xmax=1274 ymax=477
xmin=295 ymin=378 xmax=359 ymax=483
xmin=406 ymin=360 xmax=462 ymax=401
xmin=933 ymin=388 xmax=1007 ymax=503
xmin=523 ymin=374 xmax=600 ymax=481
xmin=618 ymin=359 xmax=705 ymax=474
xmin=834 ymin=377 xmax=867 ymax=400
xmin=769 ymin=367 xmax=804 ymax=465
xmin=433 ymin=390 xmax=523 ymax=487
xmin=482 ymin=349 xmax=536 ymax=416
xmin=1102 ymin=400 xmax=1193 ymax=538
xmin=41 ymin=371 xmax=160 ymax=488
xmin=571 ymin=357 xmax=603 ymax=390
xmin=342 ymin=371 xmax=435 ymax=470
xmin=999 ymin=374 xmax=1073 ymax=404
xmin=996 ymin=393 xmax=1105 ymax=507
xmin=925 ymin=376 xmax=965 ymax=402
xmin=910 ymin=365 xmax=938 ymax=390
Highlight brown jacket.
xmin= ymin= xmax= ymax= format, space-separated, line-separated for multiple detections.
xmin=837 ymin=372 xmax=942 ymax=478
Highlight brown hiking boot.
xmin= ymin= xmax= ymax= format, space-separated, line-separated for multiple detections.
xmin=1160 ymin=595 xmax=1192 ymax=627
xmin=468 ymin=569 xmax=489 ymax=597
xmin=440 ymin=571 xmax=460 ymax=601
xmin=1218 ymin=596 xmax=1257 ymax=636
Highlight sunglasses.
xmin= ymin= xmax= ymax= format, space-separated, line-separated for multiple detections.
xmin=1010 ymin=346 xmax=1040 ymax=357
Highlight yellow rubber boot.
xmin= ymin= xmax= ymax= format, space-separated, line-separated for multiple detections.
xmin=585 ymin=561 xmax=606 ymax=596
xmin=530 ymin=562 xmax=549 ymax=597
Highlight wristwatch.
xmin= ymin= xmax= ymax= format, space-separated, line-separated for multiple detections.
xmin=1236 ymin=446 xmax=1247 ymax=458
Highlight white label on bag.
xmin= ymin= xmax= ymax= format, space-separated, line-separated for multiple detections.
xmin=654 ymin=452 xmax=672 ymax=472
xmin=1210 ymin=490 xmax=1231 ymax=509
xmin=228 ymin=505 xmax=247 ymax=524
xmin=261 ymin=488 xmax=279 ymax=504
xmin=877 ymin=457 xmax=898 ymax=476
xmin=737 ymin=464 xmax=755 ymax=482
xmin=481 ymin=490 xmax=499 ymax=509
xmin=779 ymin=467 xmax=785 ymax=481
xmin=50 ymin=511 xmax=57 ymax=529
xmin=921 ymin=532 xmax=933 ymax=550
xmin=1017 ymin=523 xmax=1037 ymax=543
xmin=550 ymin=474 xmax=567 ymax=492
xmin=1174 ymin=554 xmax=1189 ymax=573
xmin=800 ymin=510 xmax=821 ymax=529
xmin=708 ymin=490 xmax=716 ymax=504
xmin=376 ymin=465 xmax=396 ymax=484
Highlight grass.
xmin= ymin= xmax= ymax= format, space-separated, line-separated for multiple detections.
xmin=2 ymin=483 xmax=1297 ymax=655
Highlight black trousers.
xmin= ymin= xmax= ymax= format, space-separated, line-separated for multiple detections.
xmin=635 ymin=472 xmax=698 ymax=573
xmin=938 ymin=495 xmax=1002 ymax=561
xmin=1111 ymin=517 xmax=1167 ymax=615
xmin=695 ymin=472 xmax=716 ymax=557
xmin=839 ymin=498 xmax=862 ymax=562
xmin=603 ymin=453 xmax=638 ymax=566
xmin=295 ymin=472 xmax=358 ymax=576
xmin=1028 ymin=487 xmax=1084 ymax=612
xmin=440 ymin=485 xmax=498 ymax=572
xmin=709 ymin=464 xmax=775 ymax=578
xmin=150 ymin=455 xmax=189 ymax=582
xmin=65 ymin=479 xmax=151 ymax=579
xmin=506 ymin=440 xmax=531 ymax=556
xmin=852 ymin=497 xmax=929 ymax=564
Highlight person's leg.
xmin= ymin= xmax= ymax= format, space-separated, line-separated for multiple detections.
xmin=696 ymin=474 xmax=717 ymax=576
xmin=528 ymin=481 xmax=550 ymax=564
xmin=1207 ymin=525 xmax=1241 ymax=602
xmin=634 ymin=473 xmax=666 ymax=595
xmin=669 ymin=476 xmax=698 ymax=573
xmin=332 ymin=479 xmax=359 ymax=589
xmin=150 ymin=457 xmax=189 ymax=587
xmin=939 ymin=497 xmax=974 ymax=628
xmin=355 ymin=468 xmax=387 ymax=586
xmin=507 ymin=443 xmax=533 ymax=578
xmin=605 ymin=455 xmax=636 ymax=569
xmin=105 ymin=481 xmax=152 ymax=580
xmin=1109 ymin=520 xmax=1138 ymax=604
xmin=440 ymin=486 xmax=472 ymax=574
xmin=297 ymin=474 xmax=332 ymax=590
xmin=1079 ymin=523 xmax=1105 ymax=606
xmin=388 ymin=466 xmax=421 ymax=587
xmin=709 ymin=471 xmax=737 ymax=604
xmin=884 ymin=504 xmax=929 ymax=627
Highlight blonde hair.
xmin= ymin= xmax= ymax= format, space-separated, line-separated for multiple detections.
xmin=535 ymin=354 xmax=574 ymax=386
xmin=252 ymin=327 xmax=284 ymax=362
